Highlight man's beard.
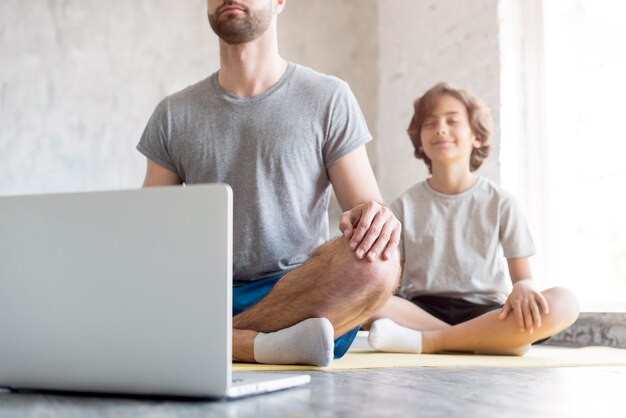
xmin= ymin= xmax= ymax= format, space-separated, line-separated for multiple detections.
xmin=208 ymin=1 xmax=273 ymax=45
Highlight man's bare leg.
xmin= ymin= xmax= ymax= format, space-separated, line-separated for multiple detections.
xmin=233 ymin=329 xmax=257 ymax=362
xmin=368 ymin=287 xmax=579 ymax=355
xmin=232 ymin=237 xmax=401 ymax=363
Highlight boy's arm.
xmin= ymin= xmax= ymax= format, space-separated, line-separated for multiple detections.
xmin=507 ymin=256 xmax=532 ymax=281
xmin=499 ymin=257 xmax=549 ymax=335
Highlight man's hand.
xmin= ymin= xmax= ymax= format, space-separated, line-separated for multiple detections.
xmin=339 ymin=201 xmax=401 ymax=261
xmin=498 ymin=279 xmax=549 ymax=334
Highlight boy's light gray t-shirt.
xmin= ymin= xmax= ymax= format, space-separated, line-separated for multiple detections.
xmin=137 ymin=63 xmax=371 ymax=281
xmin=392 ymin=177 xmax=536 ymax=304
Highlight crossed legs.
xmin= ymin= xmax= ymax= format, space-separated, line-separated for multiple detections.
xmin=367 ymin=287 xmax=579 ymax=355
xmin=232 ymin=237 xmax=401 ymax=363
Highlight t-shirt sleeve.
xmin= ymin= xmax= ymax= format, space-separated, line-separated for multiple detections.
xmin=390 ymin=197 xmax=406 ymax=262
xmin=322 ymin=81 xmax=372 ymax=168
xmin=499 ymin=194 xmax=536 ymax=258
xmin=136 ymin=98 xmax=178 ymax=174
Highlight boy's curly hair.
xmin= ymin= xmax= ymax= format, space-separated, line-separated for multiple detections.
xmin=407 ymin=82 xmax=493 ymax=173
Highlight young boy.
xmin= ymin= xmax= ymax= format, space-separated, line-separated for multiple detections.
xmin=367 ymin=82 xmax=579 ymax=355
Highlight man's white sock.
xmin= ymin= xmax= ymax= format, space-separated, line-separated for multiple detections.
xmin=368 ymin=318 xmax=423 ymax=354
xmin=253 ymin=317 xmax=334 ymax=367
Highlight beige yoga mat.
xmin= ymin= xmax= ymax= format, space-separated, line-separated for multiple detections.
xmin=232 ymin=346 xmax=626 ymax=372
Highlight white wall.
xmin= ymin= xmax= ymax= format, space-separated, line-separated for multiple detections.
xmin=0 ymin=0 xmax=217 ymax=196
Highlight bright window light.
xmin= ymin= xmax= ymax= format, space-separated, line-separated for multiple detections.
xmin=542 ymin=0 xmax=626 ymax=310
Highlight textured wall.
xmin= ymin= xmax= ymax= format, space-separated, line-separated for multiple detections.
xmin=376 ymin=0 xmax=502 ymax=202
xmin=0 ymin=0 xmax=217 ymax=196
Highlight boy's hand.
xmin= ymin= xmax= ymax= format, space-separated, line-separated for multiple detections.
xmin=498 ymin=279 xmax=549 ymax=334
xmin=339 ymin=201 xmax=401 ymax=261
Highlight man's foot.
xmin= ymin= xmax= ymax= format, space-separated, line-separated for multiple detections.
xmin=253 ymin=317 xmax=334 ymax=366
xmin=368 ymin=318 xmax=423 ymax=353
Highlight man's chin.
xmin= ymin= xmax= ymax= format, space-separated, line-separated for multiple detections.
xmin=218 ymin=31 xmax=258 ymax=45
xmin=221 ymin=37 xmax=251 ymax=45
xmin=215 ymin=23 xmax=262 ymax=45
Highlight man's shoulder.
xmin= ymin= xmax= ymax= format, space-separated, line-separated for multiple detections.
xmin=293 ymin=64 xmax=344 ymax=84
xmin=160 ymin=75 xmax=215 ymax=108
xmin=291 ymin=63 xmax=351 ymax=95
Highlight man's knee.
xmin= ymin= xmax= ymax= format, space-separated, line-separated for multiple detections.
xmin=314 ymin=237 xmax=401 ymax=296
xmin=360 ymin=248 xmax=401 ymax=294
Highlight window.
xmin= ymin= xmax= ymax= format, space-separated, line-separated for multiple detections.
xmin=501 ymin=0 xmax=626 ymax=311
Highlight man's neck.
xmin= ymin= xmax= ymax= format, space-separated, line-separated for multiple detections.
xmin=428 ymin=163 xmax=477 ymax=195
xmin=217 ymin=24 xmax=287 ymax=97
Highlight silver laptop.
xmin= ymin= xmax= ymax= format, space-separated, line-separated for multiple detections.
xmin=0 ymin=184 xmax=310 ymax=399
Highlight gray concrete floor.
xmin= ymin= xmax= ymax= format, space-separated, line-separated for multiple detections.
xmin=1 ymin=366 xmax=624 ymax=417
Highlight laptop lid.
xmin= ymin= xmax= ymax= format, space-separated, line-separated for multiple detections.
xmin=0 ymin=185 xmax=233 ymax=397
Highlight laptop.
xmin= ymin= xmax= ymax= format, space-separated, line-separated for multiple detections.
xmin=0 ymin=184 xmax=310 ymax=399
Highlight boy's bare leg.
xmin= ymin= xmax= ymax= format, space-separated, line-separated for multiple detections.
xmin=232 ymin=237 xmax=401 ymax=362
xmin=365 ymin=296 xmax=450 ymax=354
xmin=362 ymin=295 xmax=451 ymax=330
xmin=423 ymin=288 xmax=578 ymax=353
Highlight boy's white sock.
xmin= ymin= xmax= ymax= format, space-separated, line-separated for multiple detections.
xmin=253 ymin=317 xmax=334 ymax=367
xmin=368 ymin=318 xmax=423 ymax=354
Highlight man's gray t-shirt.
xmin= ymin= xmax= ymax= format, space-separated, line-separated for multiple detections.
xmin=137 ymin=63 xmax=371 ymax=281
xmin=391 ymin=177 xmax=536 ymax=304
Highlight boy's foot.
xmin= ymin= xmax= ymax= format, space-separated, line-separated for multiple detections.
xmin=368 ymin=318 xmax=423 ymax=353
xmin=254 ymin=317 xmax=334 ymax=366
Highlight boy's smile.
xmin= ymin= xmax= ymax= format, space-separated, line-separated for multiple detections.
xmin=420 ymin=94 xmax=480 ymax=169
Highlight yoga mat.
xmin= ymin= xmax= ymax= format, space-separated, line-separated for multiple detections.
xmin=232 ymin=346 xmax=626 ymax=372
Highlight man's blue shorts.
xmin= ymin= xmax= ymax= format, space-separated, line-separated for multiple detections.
xmin=232 ymin=274 xmax=359 ymax=359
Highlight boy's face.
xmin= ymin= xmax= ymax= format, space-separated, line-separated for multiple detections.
xmin=420 ymin=94 xmax=480 ymax=170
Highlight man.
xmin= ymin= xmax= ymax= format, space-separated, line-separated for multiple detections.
xmin=137 ymin=0 xmax=401 ymax=366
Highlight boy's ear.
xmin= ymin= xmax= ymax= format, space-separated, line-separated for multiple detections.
xmin=472 ymin=135 xmax=481 ymax=148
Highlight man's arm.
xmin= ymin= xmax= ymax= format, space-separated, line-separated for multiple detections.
xmin=142 ymin=159 xmax=183 ymax=187
xmin=327 ymin=145 xmax=401 ymax=262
